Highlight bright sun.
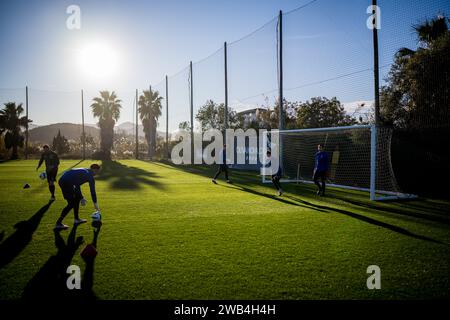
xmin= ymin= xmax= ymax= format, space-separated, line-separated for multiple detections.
xmin=78 ymin=43 xmax=119 ymax=79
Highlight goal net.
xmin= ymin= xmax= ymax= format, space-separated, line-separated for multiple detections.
xmin=262 ymin=125 xmax=416 ymax=201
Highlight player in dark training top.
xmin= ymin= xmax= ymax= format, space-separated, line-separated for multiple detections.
xmin=36 ymin=145 xmax=60 ymax=201
xmin=266 ymin=150 xmax=283 ymax=196
xmin=212 ymin=144 xmax=231 ymax=184
xmin=313 ymin=144 xmax=329 ymax=196
xmin=54 ymin=164 xmax=101 ymax=230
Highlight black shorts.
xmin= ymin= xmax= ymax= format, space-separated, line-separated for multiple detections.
xmin=271 ymin=174 xmax=281 ymax=182
xmin=46 ymin=167 xmax=58 ymax=183
xmin=313 ymin=170 xmax=327 ymax=181
xmin=59 ymin=182 xmax=82 ymax=202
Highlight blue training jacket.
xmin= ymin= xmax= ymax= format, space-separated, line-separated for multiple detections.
xmin=314 ymin=151 xmax=329 ymax=173
xmin=59 ymin=168 xmax=97 ymax=203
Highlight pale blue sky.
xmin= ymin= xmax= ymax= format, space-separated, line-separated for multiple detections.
xmin=0 ymin=0 xmax=448 ymax=131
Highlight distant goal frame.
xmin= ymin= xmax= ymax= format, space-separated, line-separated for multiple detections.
xmin=261 ymin=124 xmax=417 ymax=201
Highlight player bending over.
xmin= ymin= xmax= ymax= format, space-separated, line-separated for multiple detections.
xmin=36 ymin=145 xmax=60 ymax=201
xmin=212 ymin=144 xmax=231 ymax=184
xmin=54 ymin=164 xmax=101 ymax=231
xmin=313 ymin=144 xmax=329 ymax=196
xmin=266 ymin=150 xmax=283 ymax=196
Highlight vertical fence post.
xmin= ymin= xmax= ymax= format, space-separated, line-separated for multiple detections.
xmin=25 ymin=86 xmax=29 ymax=160
xmin=278 ymin=10 xmax=284 ymax=131
xmin=165 ymin=75 xmax=169 ymax=159
xmin=81 ymin=89 xmax=85 ymax=160
xmin=372 ymin=0 xmax=380 ymax=126
xmin=136 ymin=89 xmax=139 ymax=160
xmin=371 ymin=0 xmax=380 ymax=199
xmin=224 ymin=42 xmax=228 ymax=131
xmin=190 ymin=61 xmax=194 ymax=164
xmin=278 ymin=10 xmax=284 ymax=171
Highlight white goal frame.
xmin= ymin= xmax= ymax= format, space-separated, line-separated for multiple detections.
xmin=262 ymin=125 xmax=417 ymax=201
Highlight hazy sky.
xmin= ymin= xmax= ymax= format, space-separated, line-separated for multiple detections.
xmin=0 ymin=0 xmax=448 ymax=130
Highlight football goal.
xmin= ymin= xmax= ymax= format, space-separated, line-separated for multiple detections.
xmin=261 ymin=125 xmax=416 ymax=201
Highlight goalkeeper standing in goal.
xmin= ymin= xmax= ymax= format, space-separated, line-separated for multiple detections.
xmin=313 ymin=144 xmax=329 ymax=196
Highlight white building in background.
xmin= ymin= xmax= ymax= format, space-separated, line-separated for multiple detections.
xmin=237 ymin=107 xmax=267 ymax=126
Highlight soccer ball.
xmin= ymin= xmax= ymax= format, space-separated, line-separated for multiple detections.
xmin=39 ymin=172 xmax=47 ymax=180
xmin=91 ymin=211 xmax=102 ymax=221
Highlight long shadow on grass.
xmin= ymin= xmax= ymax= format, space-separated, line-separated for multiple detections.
xmin=284 ymin=195 xmax=445 ymax=245
xmin=155 ymin=161 xmax=260 ymax=183
xmin=219 ymin=183 xmax=327 ymax=213
xmin=97 ymin=160 xmax=166 ymax=190
xmin=0 ymin=231 xmax=4 ymax=242
xmin=0 ymin=201 xmax=53 ymax=269
xmin=80 ymin=222 xmax=102 ymax=300
xmin=327 ymin=189 xmax=450 ymax=226
xmin=67 ymin=159 xmax=85 ymax=170
xmin=22 ymin=224 xmax=93 ymax=300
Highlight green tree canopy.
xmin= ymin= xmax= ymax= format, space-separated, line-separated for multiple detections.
xmin=294 ymin=97 xmax=356 ymax=129
xmin=0 ymin=102 xmax=30 ymax=159
xmin=195 ymin=100 xmax=239 ymax=131
xmin=52 ymin=129 xmax=70 ymax=155
xmin=380 ymin=16 xmax=450 ymax=129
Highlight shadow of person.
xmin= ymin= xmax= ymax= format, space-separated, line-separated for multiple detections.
xmin=0 ymin=231 xmax=4 ymax=243
xmin=0 ymin=202 xmax=53 ymax=269
xmin=289 ymin=197 xmax=446 ymax=245
xmin=220 ymin=183 xmax=327 ymax=213
xmin=22 ymin=224 xmax=84 ymax=300
xmin=97 ymin=160 xmax=165 ymax=190
xmin=79 ymin=221 xmax=102 ymax=300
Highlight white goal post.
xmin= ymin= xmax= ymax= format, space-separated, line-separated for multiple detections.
xmin=262 ymin=125 xmax=417 ymax=201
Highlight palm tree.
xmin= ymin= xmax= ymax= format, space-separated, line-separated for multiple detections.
xmin=91 ymin=91 xmax=121 ymax=160
xmin=0 ymin=102 xmax=30 ymax=159
xmin=138 ymin=89 xmax=162 ymax=158
xmin=397 ymin=15 xmax=448 ymax=58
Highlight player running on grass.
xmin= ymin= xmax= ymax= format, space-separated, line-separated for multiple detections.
xmin=313 ymin=144 xmax=329 ymax=196
xmin=212 ymin=144 xmax=232 ymax=184
xmin=36 ymin=145 xmax=60 ymax=201
xmin=54 ymin=164 xmax=101 ymax=231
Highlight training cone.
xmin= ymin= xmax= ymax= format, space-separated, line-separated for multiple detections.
xmin=80 ymin=243 xmax=97 ymax=259
xmin=23 ymin=183 xmax=30 ymax=189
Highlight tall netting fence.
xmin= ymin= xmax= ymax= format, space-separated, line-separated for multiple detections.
xmin=152 ymin=80 xmax=168 ymax=159
xmin=166 ymin=67 xmax=191 ymax=148
xmin=378 ymin=0 xmax=450 ymax=196
xmin=283 ymin=0 xmax=375 ymax=127
xmin=228 ymin=17 xmax=279 ymax=123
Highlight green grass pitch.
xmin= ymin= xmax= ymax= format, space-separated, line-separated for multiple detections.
xmin=0 ymin=160 xmax=449 ymax=299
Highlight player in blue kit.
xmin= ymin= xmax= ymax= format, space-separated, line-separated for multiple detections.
xmin=313 ymin=144 xmax=329 ymax=197
xmin=54 ymin=164 xmax=101 ymax=230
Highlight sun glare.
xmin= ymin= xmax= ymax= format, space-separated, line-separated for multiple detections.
xmin=78 ymin=43 xmax=119 ymax=79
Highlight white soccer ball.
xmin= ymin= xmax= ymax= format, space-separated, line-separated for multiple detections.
xmin=91 ymin=211 xmax=102 ymax=221
xmin=39 ymin=172 xmax=47 ymax=180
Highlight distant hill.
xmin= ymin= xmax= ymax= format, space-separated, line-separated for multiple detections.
xmin=115 ymin=121 xmax=166 ymax=138
xmin=29 ymin=123 xmax=100 ymax=144
xmin=28 ymin=122 xmax=166 ymax=144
